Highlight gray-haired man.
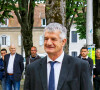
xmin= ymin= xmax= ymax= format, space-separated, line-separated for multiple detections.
xmin=24 ymin=23 xmax=93 ymax=90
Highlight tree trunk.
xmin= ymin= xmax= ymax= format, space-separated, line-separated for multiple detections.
xmin=21 ymin=27 xmax=33 ymax=58
xmin=93 ymin=0 xmax=100 ymax=48
xmin=45 ymin=0 xmax=66 ymax=26
xmin=13 ymin=0 xmax=35 ymax=58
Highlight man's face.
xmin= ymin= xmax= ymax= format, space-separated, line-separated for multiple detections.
xmin=9 ymin=45 xmax=16 ymax=55
xmin=1 ymin=51 xmax=7 ymax=57
xmin=96 ymin=50 xmax=100 ymax=58
xmin=81 ymin=49 xmax=88 ymax=57
xmin=31 ymin=47 xmax=37 ymax=57
xmin=44 ymin=30 xmax=66 ymax=55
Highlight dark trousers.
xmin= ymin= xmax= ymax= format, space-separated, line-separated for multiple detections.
xmin=93 ymin=76 xmax=100 ymax=90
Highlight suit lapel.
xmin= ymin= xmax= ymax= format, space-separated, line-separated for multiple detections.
xmin=13 ymin=54 xmax=18 ymax=69
xmin=57 ymin=54 xmax=71 ymax=90
xmin=40 ymin=57 xmax=47 ymax=90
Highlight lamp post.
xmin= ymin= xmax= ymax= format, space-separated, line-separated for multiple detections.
xmin=86 ymin=0 xmax=93 ymax=45
xmin=86 ymin=0 xmax=95 ymax=69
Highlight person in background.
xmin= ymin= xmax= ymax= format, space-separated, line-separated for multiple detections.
xmin=93 ymin=48 xmax=100 ymax=90
xmin=26 ymin=46 xmax=41 ymax=67
xmin=78 ymin=47 xmax=93 ymax=76
xmin=4 ymin=44 xmax=24 ymax=90
xmin=24 ymin=22 xmax=93 ymax=90
xmin=0 ymin=49 xmax=7 ymax=90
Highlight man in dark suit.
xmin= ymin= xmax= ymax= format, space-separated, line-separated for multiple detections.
xmin=0 ymin=48 xmax=7 ymax=90
xmin=4 ymin=44 xmax=24 ymax=90
xmin=24 ymin=23 xmax=93 ymax=90
xmin=93 ymin=48 xmax=100 ymax=90
xmin=78 ymin=47 xmax=93 ymax=76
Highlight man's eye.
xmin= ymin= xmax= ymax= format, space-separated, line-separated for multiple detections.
xmin=52 ymin=38 xmax=56 ymax=41
xmin=44 ymin=38 xmax=48 ymax=40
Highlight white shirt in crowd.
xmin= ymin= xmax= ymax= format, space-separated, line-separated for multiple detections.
xmin=7 ymin=54 xmax=16 ymax=74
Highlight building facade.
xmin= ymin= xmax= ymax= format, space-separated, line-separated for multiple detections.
xmin=69 ymin=24 xmax=86 ymax=57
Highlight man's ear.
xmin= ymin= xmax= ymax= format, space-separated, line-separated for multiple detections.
xmin=62 ymin=39 xmax=67 ymax=46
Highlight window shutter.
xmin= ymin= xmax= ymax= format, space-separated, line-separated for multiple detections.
xmin=7 ymin=35 xmax=10 ymax=46
xmin=18 ymin=35 xmax=21 ymax=46
xmin=39 ymin=35 xmax=44 ymax=46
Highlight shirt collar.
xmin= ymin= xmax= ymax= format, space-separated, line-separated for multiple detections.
xmin=10 ymin=53 xmax=16 ymax=57
xmin=81 ymin=56 xmax=88 ymax=59
xmin=47 ymin=51 xmax=64 ymax=63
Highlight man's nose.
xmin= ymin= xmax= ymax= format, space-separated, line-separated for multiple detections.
xmin=47 ymin=39 xmax=52 ymax=45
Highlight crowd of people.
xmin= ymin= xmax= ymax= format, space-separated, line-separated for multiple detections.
xmin=0 ymin=23 xmax=100 ymax=90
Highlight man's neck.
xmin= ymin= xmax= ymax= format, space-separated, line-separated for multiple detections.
xmin=10 ymin=53 xmax=15 ymax=56
xmin=81 ymin=56 xmax=88 ymax=59
xmin=96 ymin=58 xmax=100 ymax=60
xmin=48 ymin=51 xmax=63 ymax=61
xmin=31 ymin=55 xmax=36 ymax=57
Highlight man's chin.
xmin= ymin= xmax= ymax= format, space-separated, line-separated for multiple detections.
xmin=46 ymin=51 xmax=54 ymax=54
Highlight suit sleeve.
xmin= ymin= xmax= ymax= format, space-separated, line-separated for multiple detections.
xmin=89 ymin=58 xmax=93 ymax=75
xmin=24 ymin=65 xmax=30 ymax=90
xmin=20 ymin=55 xmax=24 ymax=73
xmin=80 ymin=61 xmax=93 ymax=90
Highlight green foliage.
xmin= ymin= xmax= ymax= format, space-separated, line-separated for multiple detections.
xmin=66 ymin=0 xmax=87 ymax=39
xmin=74 ymin=0 xmax=87 ymax=39
xmin=0 ymin=0 xmax=14 ymax=23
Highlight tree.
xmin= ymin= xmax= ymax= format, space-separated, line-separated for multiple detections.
xmin=45 ymin=0 xmax=66 ymax=26
xmin=0 ymin=0 xmax=35 ymax=58
xmin=93 ymin=0 xmax=100 ymax=48
xmin=74 ymin=0 xmax=87 ymax=39
xmin=0 ymin=0 xmax=13 ymax=23
xmin=45 ymin=0 xmax=86 ymax=53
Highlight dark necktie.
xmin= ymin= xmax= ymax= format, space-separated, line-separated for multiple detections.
xmin=82 ymin=58 xmax=87 ymax=60
xmin=49 ymin=61 xmax=57 ymax=90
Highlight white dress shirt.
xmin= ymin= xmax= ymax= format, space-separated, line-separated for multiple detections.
xmin=7 ymin=54 xmax=16 ymax=73
xmin=47 ymin=51 xmax=64 ymax=90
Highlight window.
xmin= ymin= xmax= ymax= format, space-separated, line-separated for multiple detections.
xmin=41 ymin=19 xmax=46 ymax=27
xmin=39 ymin=35 xmax=44 ymax=46
xmin=0 ymin=35 xmax=10 ymax=46
xmin=72 ymin=51 xmax=77 ymax=57
xmin=0 ymin=19 xmax=8 ymax=27
xmin=71 ymin=31 xmax=77 ymax=43
xmin=2 ymin=36 xmax=6 ymax=45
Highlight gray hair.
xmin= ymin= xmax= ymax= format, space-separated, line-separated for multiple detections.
xmin=96 ymin=48 xmax=100 ymax=53
xmin=44 ymin=23 xmax=67 ymax=40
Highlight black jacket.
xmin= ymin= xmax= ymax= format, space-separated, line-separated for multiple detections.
xmin=78 ymin=55 xmax=93 ymax=75
xmin=26 ymin=54 xmax=41 ymax=67
xmin=4 ymin=53 xmax=24 ymax=81
xmin=24 ymin=53 xmax=93 ymax=90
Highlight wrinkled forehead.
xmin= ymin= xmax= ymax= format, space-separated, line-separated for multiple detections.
xmin=96 ymin=50 xmax=100 ymax=53
xmin=10 ymin=45 xmax=16 ymax=49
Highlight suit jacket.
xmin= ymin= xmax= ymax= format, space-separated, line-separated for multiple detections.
xmin=24 ymin=53 xmax=93 ymax=90
xmin=0 ymin=58 xmax=5 ymax=80
xmin=78 ymin=55 xmax=93 ymax=75
xmin=4 ymin=53 xmax=24 ymax=81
